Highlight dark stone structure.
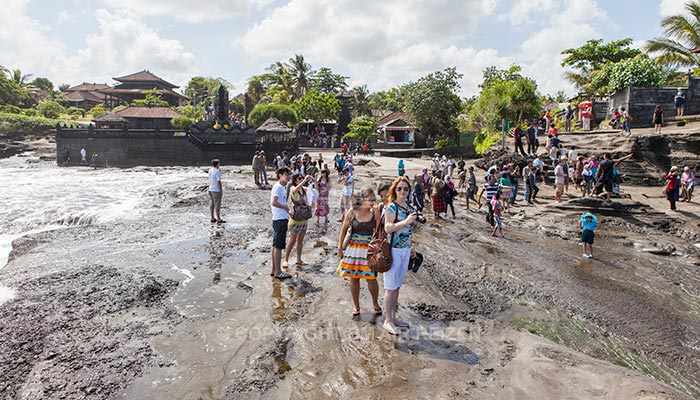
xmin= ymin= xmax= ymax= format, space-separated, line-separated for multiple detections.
xmin=56 ymin=122 xmax=298 ymax=167
xmin=609 ymin=74 xmax=700 ymax=128
xmin=217 ymin=86 xmax=229 ymax=124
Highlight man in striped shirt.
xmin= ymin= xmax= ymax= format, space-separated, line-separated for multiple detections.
xmin=478 ymin=175 xmax=502 ymax=226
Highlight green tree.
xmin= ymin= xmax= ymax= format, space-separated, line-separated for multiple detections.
xmin=644 ymin=2 xmax=700 ymax=69
xmin=351 ymin=85 xmax=371 ymax=117
xmin=89 ymin=104 xmax=108 ymax=117
xmin=309 ymin=67 xmax=348 ymax=94
xmin=171 ymin=115 xmax=194 ymax=130
xmin=344 ymin=115 xmax=378 ymax=140
xmin=184 ymin=76 xmax=232 ymax=112
xmin=561 ymin=38 xmax=642 ymax=96
xmin=401 ymin=67 xmax=463 ymax=139
xmin=590 ymin=54 xmax=665 ymax=94
xmin=248 ymin=103 xmax=298 ymax=127
xmin=175 ymin=105 xmax=204 ymax=120
xmin=132 ymin=89 xmax=169 ymax=107
xmin=58 ymin=83 xmax=70 ymax=92
xmin=230 ymin=98 xmax=245 ymax=114
xmin=0 ymin=69 xmax=22 ymax=105
xmin=287 ymin=54 xmax=313 ymax=99
xmin=368 ymin=87 xmax=404 ymax=112
xmin=292 ymin=91 xmax=340 ymax=128
xmin=468 ymin=66 xmax=542 ymax=153
xmin=36 ymin=100 xmax=66 ymax=119
xmin=30 ymin=77 xmax=53 ymax=93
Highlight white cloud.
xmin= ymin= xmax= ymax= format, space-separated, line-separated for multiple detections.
xmin=0 ymin=4 xmax=196 ymax=88
xmin=659 ymin=0 xmax=688 ymax=17
xmin=63 ymin=9 xmax=197 ymax=85
xmin=101 ymin=0 xmax=255 ymax=22
xmin=502 ymin=0 xmax=556 ymax=25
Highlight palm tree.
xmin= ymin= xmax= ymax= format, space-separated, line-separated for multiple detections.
xmin=266 ymin=61 xmax=294 ymax=98
xmin=644 ymin=1 xmax=700 ymax=69
xmin=351 ymin=85 xmax=370 ymax=117
xmin=286 ymin=54 xmax=313 ymax=100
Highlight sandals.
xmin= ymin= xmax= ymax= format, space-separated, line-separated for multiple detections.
xmin=295 ymin=261 xmax=308 ymax=266
xmin=274 ymin=272 xmax=292 ymax=280
xmin=374 ymin=307 xmax=383 ymax=316
xmin=352 ymin=308 xmax=360 ymax=316
xmin=282 ymin=261 xmax=289 ymax=268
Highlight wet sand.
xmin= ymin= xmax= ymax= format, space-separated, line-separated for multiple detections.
xmin=0 ymin=139 xmax=698 ymax=399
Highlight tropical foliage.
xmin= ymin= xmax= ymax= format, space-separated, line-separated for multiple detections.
xmin=292 ymin=91 xmax=340 ymax=128
xmin=171 ymin=116 xmax=194 ymax=130
xmin=590 ymin=54 xmax=665 ymax=94
xmin=561 ymin=38 xmax=642 ymax=97
xmin=644 ymin=2 xmax=700 ymax=69
xmin=401 ymin=67 xmax=463 ymax=139
xmin=248 ymin=103 xmax=298 ymax=127
xmin=131 ymin=90 xmax=169 ymax=107
xmin=344 ymin=116 xmax=378 ymax=140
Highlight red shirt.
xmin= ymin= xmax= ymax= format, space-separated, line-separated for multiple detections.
xmin=666 ymin=174 xmax=680 ymax=191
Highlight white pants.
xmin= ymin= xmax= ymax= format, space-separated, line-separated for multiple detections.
xmin=384 ymin=247 xmax=411 ymax=290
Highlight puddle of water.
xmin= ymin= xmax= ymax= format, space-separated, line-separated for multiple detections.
xmin=0 ymin=285 xmax=17 ymax=307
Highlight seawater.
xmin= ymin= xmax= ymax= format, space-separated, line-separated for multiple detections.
xmin=0 ymin=153 xmax=205 ymax=306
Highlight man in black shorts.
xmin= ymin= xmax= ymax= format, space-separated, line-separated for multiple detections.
xmin=595 ymin=153 xmax=634 ymax=199
xmin=270 ymin=167 xmax=292 ymax=279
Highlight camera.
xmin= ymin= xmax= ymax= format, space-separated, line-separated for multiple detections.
xmin=416 ymin=212 xmax=427 ymax=224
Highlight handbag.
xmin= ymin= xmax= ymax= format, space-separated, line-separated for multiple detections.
xmin=367 ymin=204 xmax=398 ymax=273
xmin=290 ymin=189 xmax=312 ymax=221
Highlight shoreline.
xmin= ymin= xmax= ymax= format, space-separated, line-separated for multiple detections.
xmin=0 ymin=134 xmax=698 ymax=398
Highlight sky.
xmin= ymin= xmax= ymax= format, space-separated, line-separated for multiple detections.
xmin=0 ymin=0 xmax=691 ymax=98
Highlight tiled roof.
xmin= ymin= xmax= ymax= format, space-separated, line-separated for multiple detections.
xmin=65 ymin=83 xmax=111 ymax=92
xmin=377 ymin=111 xmax=415 ymax=127
xmin=65 ymin=90 xmax=104 ymax=103
xmin=115 ymin=106 xmax=181 ymax=119
xmin=113 ymin=70 xmax=179 ymax=88
xmin=92 ymin=112 xmax=128 ymax=123
xmin=99 ymin=87 xmax=187 ymax=99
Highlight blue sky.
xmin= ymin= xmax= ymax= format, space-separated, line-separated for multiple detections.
xmin=0 ymin=0 xmax=688 ymax=97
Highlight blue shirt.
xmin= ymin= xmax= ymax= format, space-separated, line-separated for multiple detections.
xmin=581 ymin=216 xmax=597 ymax=231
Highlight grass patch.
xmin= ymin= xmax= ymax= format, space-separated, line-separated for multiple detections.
xmin=512 ymin=314 xmax=700 ymax=397
xmin=0 ymin=112 xmax=78 ymax=138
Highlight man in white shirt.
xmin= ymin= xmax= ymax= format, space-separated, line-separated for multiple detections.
xmin=270 ymin=167 xmax=292 ymax=279
xmin=208 ymin=159 xmax=224 ymax=223
xmin=80 ymin=148 xmax=87 ymax=165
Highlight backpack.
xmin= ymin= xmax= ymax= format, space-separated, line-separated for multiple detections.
xmin=367 ymin=204 xmax=398 ymax=273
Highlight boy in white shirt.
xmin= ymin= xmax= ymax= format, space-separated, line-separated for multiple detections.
xmin=208 ymin=159 xmax=224 ymax=223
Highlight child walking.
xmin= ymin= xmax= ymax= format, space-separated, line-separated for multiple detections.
xmin=490 ymin=192 xmax=504 ymax=237
xmin=580 ymin=213 xmax=597 ymax=258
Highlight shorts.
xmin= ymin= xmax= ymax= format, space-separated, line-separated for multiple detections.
xmin=494 ymin=215 xmax=502 ymax=228
xmin=384 ymin=247 xmax=411 ymax=290
xmin=272 ymin=219 xmax=288 ymax=249
xmin=581 ymin=229 xmax=595 ymax=244
xmin=340 ymin=195 xmax=352 ymax=210
xmin=555 ymin=183 xmax=564 ymax=195
xmin=209 ymin=191 xmax=222 ymax=212
xmin=604 ymin=180 xmax=613 ymax=193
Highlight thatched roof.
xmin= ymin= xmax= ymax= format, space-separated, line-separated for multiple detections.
xmin=92 ymin=112 xmax=127 ymax=123
xmin=256 ymin=117 xmax=292 ymax=133
xmin=115 ymin=106 xmax=181 ymax=119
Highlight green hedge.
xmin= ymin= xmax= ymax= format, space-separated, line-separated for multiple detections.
xmin=474 ymin=130 xmax=501 ymax=154
xmin=0 ymin=112 xmax=67 ymax=138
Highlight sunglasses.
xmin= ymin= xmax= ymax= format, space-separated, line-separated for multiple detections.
xmin=396 ymin=186 xmax=410 ymax=192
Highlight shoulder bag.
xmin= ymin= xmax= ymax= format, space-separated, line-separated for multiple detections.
xmin=367 ymin=204 xmax=398 ymax=273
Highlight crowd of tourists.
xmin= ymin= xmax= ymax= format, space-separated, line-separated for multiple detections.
xmin=202 ymin=135 xmax=696 ymax=334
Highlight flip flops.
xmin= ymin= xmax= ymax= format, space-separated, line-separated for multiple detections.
xmin=275 ymin=272 xmax=292 ymax=280
xmin=408 ymin=253 xmax=424 ymax=273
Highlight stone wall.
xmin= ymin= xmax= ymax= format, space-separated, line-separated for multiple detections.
xmin=56 ymin=129 xmax=297 ymax=167
xmin=610 ymin=75 xmax=700 ymax=128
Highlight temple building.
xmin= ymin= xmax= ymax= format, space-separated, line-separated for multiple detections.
xmin=99 ymin=70 xmax=188 ymax=107
xmin=114 ymin=106 xmax=181 ymax=130
xmin=63 ymin=83 xmax=110 ymax=110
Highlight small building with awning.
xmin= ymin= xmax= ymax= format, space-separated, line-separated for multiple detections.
xmin=377 ymin=111 xmax=417 ymax=145
xmin=257 ymin=117 xmax=294 ymax=143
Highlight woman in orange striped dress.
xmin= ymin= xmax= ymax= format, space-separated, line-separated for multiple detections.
xmin=337 ymin=188 xmax=382 ymax=316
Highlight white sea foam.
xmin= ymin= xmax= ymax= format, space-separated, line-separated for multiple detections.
xmin=0 ymin=157 xmax=204 ymax=270
xmin=0 ymin=285 xmax=17 ymax=307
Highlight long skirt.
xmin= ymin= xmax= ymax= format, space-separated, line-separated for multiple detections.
xmin=432 ymin=195 xmax=446 ymax=213
xmin=315 ymin=195 xmax=329 ymax=217
xmin=336 ymin=233 xmax=376 ymax=280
